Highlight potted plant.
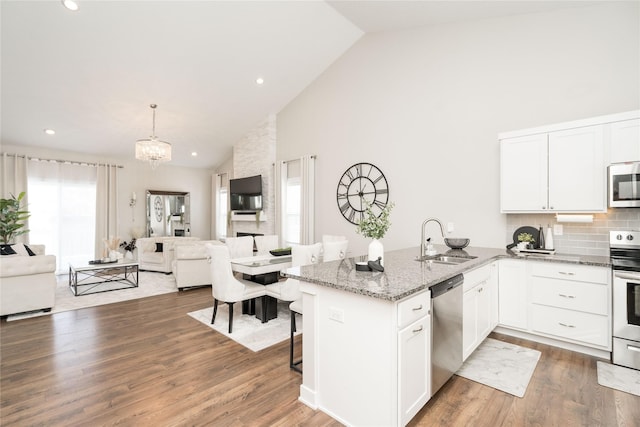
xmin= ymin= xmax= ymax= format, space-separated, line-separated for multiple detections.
xmin=356 ymin=201 xmax=394 ymax=266
xmin=517 ymin=232 xmax=535 ymax=250
xmin=0 ymin=192 xmax=30 ymax=244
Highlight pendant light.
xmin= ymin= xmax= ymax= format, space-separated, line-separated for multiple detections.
xmin=135 ymin=104 xmax=172 ymax=169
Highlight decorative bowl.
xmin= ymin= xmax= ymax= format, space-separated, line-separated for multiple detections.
xmin=270 ymin=248 xmax=292 ymax=256
xmin=444 ymin=238 xmax=470 ymax=249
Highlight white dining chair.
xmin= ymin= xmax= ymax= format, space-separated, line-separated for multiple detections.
xmin=264 ymin=242 xmax=322 ymax=372
xmin=206 ymin=244 xmax=266 ymax=333
xmin=224 ymin=235 xmax=254 ymax=259
xmin=322 ymin=240 xmax=349 ymax=262
xmin=254 ymin=235 xmax=279 ymax=254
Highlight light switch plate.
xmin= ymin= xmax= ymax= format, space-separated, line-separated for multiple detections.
xmin=447 ymin=222 xmax=454 ymax=233
xmin=554 ymin=224 xmax=563 ymax=236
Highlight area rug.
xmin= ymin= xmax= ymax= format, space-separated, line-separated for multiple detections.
xmin=597 ymin=361 xmax=640 ymax=396
xmin=456 ymin=337 xmax=541 ymax=397
xmin=188 ymin=302 xmax=301 ymax=352
xmin=6 ymin=271 xmax=177 ymax=321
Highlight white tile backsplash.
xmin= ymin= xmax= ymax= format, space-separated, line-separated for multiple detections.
xmin=506 ymin=208 xmax=640 ymax=256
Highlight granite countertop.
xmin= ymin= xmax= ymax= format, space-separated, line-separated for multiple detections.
xmin=282 ymin=245 xmax=611 ymax=302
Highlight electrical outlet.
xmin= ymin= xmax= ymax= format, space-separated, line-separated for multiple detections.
xmin=447 ymin=222 xmax=454 ymax=233
xmin=328 ymin=307 xmax=344 ymax=323
xmin=554 ymin=224 xmax=563 ymax=236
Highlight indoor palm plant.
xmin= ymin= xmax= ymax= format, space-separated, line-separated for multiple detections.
xmin=356 ymin=201 xmax=394 ymax=266
xmin=0 ymin=191 xmax=30 ymax=244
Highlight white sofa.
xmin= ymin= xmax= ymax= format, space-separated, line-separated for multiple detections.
xmin=137 ymin=237 xmax=200 ymax=273
xmin=172 ymin=240 xmax=223 ymax=290
xmin=0 ymin=244 xmax=57 ymax=316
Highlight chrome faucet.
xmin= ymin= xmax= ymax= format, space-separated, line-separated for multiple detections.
xmin=420 ymin=218 xmax=445 ymax=258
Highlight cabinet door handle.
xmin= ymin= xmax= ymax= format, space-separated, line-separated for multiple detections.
xmin=558 ymin=293 xmax=576 ymax=299
xmin=558 ymin=271 xmax=575 ymax=276
xmin=412 ymin=305 xmax=423 ymax=311
xmin=628 ymin=344 xmax=640 ymax=353
xmin=413 ymin=325 xmax=424 ymax=333
xmin=559 ymin=322 xmax=576 ymax=328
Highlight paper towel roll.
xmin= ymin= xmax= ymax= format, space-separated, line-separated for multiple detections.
xmin=555 ymin=214 xmax=594 ymax=223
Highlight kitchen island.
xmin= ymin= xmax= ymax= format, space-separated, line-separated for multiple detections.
xmin=282 ymin=245 xmax=611 ymax=426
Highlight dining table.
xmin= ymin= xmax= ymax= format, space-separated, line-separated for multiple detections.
xmin=230 ymin=253 xmax=292 ymax=323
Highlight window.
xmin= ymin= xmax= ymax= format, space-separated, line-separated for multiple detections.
xmin=215 ymin=173 xmax=229 ymax=240
xmin=28 ymin=161 xmax=97 ymax=273
xmin=284 ymin=177 xmax=301 ymax=246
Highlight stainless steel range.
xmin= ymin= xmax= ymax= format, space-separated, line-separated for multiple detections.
xmin=610 ymin=230 xmax=640 ymax=371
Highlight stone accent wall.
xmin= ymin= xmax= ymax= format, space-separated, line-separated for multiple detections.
xmin=231 ymin=115 xmax=276 ymax=237
xmin=506 ymin=208 xmax=640 ymax=256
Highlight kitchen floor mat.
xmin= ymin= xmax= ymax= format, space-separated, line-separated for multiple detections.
xmin=455 ymin=337 xmax=541 ymax=398
xmin=597 ymin=361 xmax=640 ymax=396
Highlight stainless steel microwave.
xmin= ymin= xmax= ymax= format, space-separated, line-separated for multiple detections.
xmin=609 ymin=162 xmax=640 ymax=208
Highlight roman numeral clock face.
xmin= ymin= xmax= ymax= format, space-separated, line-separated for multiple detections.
xmin=336 ymin=163 xmax=389 ymax=225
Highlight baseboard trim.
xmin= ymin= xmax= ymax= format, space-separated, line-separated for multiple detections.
xmin=494 ymin=326 xmax=611 ymax=359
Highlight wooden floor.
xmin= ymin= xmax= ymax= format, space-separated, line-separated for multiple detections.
xmin=1 ymin=287 xmax=638 ymax=426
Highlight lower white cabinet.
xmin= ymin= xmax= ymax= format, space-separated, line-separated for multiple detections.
xmin=399 ymin=315 xmax=431 ymax=425
xmin=498 ymin=259 xmax=528 ymax=329
xmin=462 ymin=262 xmax=498 ymax=360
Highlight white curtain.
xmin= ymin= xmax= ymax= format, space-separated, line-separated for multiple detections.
xmin=214 ymin=173 xmax=229 ymax=240
xmin=95 ymin=164 xmax=119 ymax=258
xmin=28 ymin=160 xmax=97 ymax=272
xmin=1 ymin=153 xmax=30 ymax=243
xmin=277 ymin=155 xmax=315 ymax=246
xmin=300 ymin=155 xmax=315 ymax=244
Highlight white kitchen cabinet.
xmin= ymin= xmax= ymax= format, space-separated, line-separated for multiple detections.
xmin=399 ymin=315 xmax=431 ymax=425
xmin=489 ymin=261 xmax=499 ymax=329
xmin=498 ymin=259 xmax=528 ymax=330
xmin=500 ymin=125 xmax=606 ymax=212
xmin=529 ymin=261 xmax=611 ymax=349
xmin=462 ymin=263 xmax=494 ymax=360
xmin=610 ymin=118 xmax=640 ymax=163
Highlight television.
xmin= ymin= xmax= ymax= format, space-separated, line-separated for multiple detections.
xmin=229 ymin=175 xmax=263 ymax=211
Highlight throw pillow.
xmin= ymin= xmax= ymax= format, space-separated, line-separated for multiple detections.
xmin=0 ymin=244 xmax=17 ymax=256
xmin=155 ymin=242 xmax=164 ymax=253
xmin=12 ymin=243 xmax=31 ymax=256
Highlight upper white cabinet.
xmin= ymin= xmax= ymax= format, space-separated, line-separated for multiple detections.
xmin=501 ymin=125 xmax=605 ymax=212
xmin=610 ymin=118 xmax=640 ymax=163
xmin=500 ymin=110 xmax=639 ymax=213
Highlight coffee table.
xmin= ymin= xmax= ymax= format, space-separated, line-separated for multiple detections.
xmin=69 ymin=260 xmax=139 ymax=296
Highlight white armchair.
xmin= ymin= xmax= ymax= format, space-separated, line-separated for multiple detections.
xmin=0 ymin=244 xmax=57 ymax=316
xmin=172 ymin=240 xmax=223 ymax=290
xmin=137 ymin=236 xmax=199 ymax=273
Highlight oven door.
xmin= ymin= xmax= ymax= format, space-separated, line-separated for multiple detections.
xmin=613 ymin=271 xmax=640 ymax=339
xmin=609 ymin=163 xmax=640 ymax=208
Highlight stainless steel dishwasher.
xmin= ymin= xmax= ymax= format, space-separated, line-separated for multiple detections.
xmin=430 ymin=273 xmax=464 ymax=396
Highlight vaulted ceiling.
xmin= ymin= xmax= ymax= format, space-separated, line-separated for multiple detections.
xmin=1 ymin=1 xmax=601 ymax=169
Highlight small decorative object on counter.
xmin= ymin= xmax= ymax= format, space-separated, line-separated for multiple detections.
xmin=367 ymin=256 xmax=384 ymax=272
xmin=517 ymin=232 xmax=535 ymax=250
xmin=356 ymin=200 xmax=394 ymax=266
xmin=545 ymin=224 xmax=554 ymax=250
xmin=538 ymin=226 xmax=545 ymax=249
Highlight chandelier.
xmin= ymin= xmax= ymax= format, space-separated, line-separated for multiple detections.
xmin=135 ymin=104 xmax=172 ymax=169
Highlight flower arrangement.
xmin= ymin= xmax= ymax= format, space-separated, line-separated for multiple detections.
xmin=120 ymin=238 xmax=137 ymax=252
xmin=517 ymin=232 xmax=535 ymax=243
xmin=356 ymin=201 xmax=395 ymax=240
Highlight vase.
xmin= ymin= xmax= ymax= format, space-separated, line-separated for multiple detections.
xmin=125 ymin=251 xmax=133 ymax=260
xmin=368 ymin=238 xmax=384 ymax=266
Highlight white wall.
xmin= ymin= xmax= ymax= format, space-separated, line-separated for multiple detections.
xmin=276 ymin=3 xmax=640 ymax=257
xmin=1 ymin=144 xmax=213 ymax=242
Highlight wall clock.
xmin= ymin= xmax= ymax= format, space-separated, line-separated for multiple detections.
xmin=336 ymin=162 xmax=389 ymax=225
xmin=154 ymin=196 xmax=163 ymax=222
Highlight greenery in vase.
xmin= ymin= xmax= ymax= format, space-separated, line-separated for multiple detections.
xmin=0 ymin=192 xmax=30 ymax=244
xmin=356 ymin=201 xmax=395 ymax=240
xmin=517 ymin=232 xmax=535 ymax=243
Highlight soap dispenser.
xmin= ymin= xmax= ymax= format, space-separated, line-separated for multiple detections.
xmin=425 ymin=238 xmax=437 ymax=256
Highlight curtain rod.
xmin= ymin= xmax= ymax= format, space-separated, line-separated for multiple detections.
xmin=2 ymin=153 xmax=124 ymax=169
xmin=274 ymin=155 xmax=317 ymax=165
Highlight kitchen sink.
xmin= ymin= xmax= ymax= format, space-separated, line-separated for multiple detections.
xmin=416 ymin=254 xmax=477 ymax=265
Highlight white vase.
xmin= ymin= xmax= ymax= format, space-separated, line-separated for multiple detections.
xmin=125 ymin=251 xmax=133 ymax=260
xmin=368 ymin=238 xmax=384 ymax=266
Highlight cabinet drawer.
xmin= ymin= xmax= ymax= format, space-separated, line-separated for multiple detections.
xmin=463 ymin=264 xmax=491 ymax=292
xmin=530 ymin=262 xmax=610 ymax=284
xmin=398 ymin=291 xmax=430 ymax=329
xmin=530 ymin=277 xmax=609 ymax=315
xmin=531 ymin=304 xmax=609 ymax=348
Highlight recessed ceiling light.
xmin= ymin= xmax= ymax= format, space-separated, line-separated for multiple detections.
xmin=191 ymin=152 xmax=198 ymax=157
xmin=62 ymin=0 xmax=79 ymax=11
xmin=256 ymin=77 xmax=264 ymax=85
xmin=44 ymin=129 xmax=56 ymax=135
